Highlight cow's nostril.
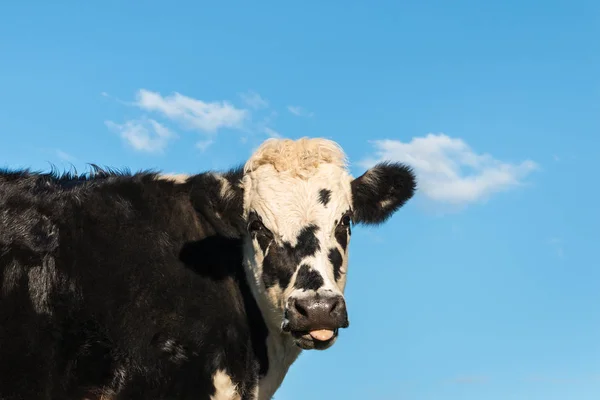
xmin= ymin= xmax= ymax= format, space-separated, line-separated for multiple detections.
xmin=328 ymin=298 xmax=340 ymax=315
xmin=293 ymin=299 xmax=308 ymax=317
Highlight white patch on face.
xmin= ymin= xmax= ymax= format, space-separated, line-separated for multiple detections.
xmin=238 ymin=137 xmax=359 ymax=400
xmin=336 ymin=247 xmax=349 ymax=292
xmin=241 ymin=236 xmax=284 ymax=331
xmin=241 ymin=162 xmax=353 ymax=327
xmin=210 ymin=370 xmax=241 ymax=400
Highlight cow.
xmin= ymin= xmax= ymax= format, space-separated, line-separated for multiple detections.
xmin=0 ymin=137 xmax=416 ymax=400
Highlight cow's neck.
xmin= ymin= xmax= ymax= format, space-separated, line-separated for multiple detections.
xmin=239 ymin=258 xmax=302 ymax=400
xmin=257 ymin=331 xmax=302 ymax=400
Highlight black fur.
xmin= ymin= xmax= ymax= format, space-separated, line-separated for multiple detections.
xmin=0 ymin=167 xmax=264 ymax=400
xmin=248 ymin=211 xmax=272 ymax=254
xmin=0 ymin=157 xmax=417 ymax=399
xmin=293 ymin=264 xmax=324 ymax=291
xmin=318 ymin=189 xmax=331 ymax=206
xmin=261 ymin=225 xmax=321 ymax=290
xmin=351 ymin=162 xmax=417 ymax=225
xmin=187 ymin=165 xmax=245 ymax=238
xmin=334 ymin=222 xmax=349 ymax=252
xmin=291 ymin=225 xmax=320 ymax=259
xmin=328 ymin=248 xmax=343 ymax=282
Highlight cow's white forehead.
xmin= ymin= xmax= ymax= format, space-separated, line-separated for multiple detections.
xmin=241 ymin=138 xmax=354 ymax=238
xmin=245 ymin=165 xmax=352 ymax=239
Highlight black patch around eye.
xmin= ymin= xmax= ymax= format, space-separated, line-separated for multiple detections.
xmin=334 ymin=210 xmax=352 ymax=251
xmin=293 ymin=224 xmax=320 ymax=259
xmin=318 ymin=189 xmax=332 ymax=206
xmin=260 ymin=224 xmax=322 ymax=291
xmin=262 ymin=248 xmax=295 ymax=290
xmin=262 ymin=224 xmax=321 ymax=291
xmin=339 ymin=211 xmax=352 ymax=227
xmin=294 ymin=264 xmax=325 ymax=291
xmin=256 ymin=234 xmax=271 ymax=253
xmin=248 ymin=211 xmax=273 ymax=253
xmin=335 ymin=226 xmax=348 ymax=251
xmin=328 ymin=248 xmax=343 ymax=281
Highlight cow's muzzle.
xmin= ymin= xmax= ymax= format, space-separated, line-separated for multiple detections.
xmin=282 ymin=294 xmax=349 ymax=350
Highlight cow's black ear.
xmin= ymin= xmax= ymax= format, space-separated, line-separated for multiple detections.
xmin=187 ymin=166 xmax=245 ymax=238
xmin=351 ymin=162 xmax=416 ymax=225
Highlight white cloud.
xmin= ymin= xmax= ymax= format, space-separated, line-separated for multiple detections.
xmin=105 ymin=118 xmax=176 ymax=153
xmin=239 ymin=90 xmax=269 ymax=110
xmin=287 ymin=105 xmax=314 ymax=118
xmin=104 ymin=88 xmax=285 ymax=152
xmin=135 ymin=89 xmax=248 ymax=133
xmin=359 ymin=133 xmax=539 ymax=206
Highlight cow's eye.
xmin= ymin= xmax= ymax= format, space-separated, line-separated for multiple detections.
xmin=339 ymin=213 xmax=352 ymax=227
xmin=248 ymin=219 xmax=267 ymax=234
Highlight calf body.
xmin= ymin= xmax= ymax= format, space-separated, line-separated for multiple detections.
xmin=1 ymin=171 xmax=262 ymax=399
xmin=0 ymin=138 xmax=416 ymax=399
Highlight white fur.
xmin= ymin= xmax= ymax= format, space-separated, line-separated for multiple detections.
xmin=210 ymin=370 xmax=241 ymax=400
xmin=256 ymin=333 xmax=301 ymax=400
xmin=241 ymin=138 xmax=355 ymax=399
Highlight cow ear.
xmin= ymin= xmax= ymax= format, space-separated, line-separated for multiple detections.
xmin=351 ymin=162 xmax=416 ymax=225
xmin=187 ymin=166 xmax=245 ymax=238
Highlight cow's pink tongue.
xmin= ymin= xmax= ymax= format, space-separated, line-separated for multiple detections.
xmin=309 ymin=329 xmax=334 ymax=341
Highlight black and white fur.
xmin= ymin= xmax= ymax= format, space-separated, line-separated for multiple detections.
xmin=0 ymin=137 xmax=416 ymax=400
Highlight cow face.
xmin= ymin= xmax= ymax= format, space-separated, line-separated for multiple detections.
xmin=238 ymin=138 xmax=416 ymax=350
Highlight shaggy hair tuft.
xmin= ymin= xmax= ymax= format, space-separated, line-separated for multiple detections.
xmin=244 ymin=137 xmax=349 ymax=178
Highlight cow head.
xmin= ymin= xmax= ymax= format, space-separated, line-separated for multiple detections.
xmin=187 ymin=137 xmax=416 ymax=350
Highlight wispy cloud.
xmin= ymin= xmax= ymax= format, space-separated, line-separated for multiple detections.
xmin=104 ymin=89 xmax=286 ymax=153
xmin=135 ymin=89 xmax=248 ymax=134
xmin=105 ymin=118 xmax=176 ymax=153
xmin=239 ymin=90 xmax=269 ymax=110
xmin=287 ymin=105 xmax=314 ymax=118
xmin=359 ymin=133 xmax=539 ymax=207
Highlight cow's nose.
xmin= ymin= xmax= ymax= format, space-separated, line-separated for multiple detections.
xmin=287 ymin=295 xmax=349 ymax=331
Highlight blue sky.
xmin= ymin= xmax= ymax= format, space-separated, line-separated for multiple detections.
xmin=1 ymin=0 xmax=599 ymax=399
